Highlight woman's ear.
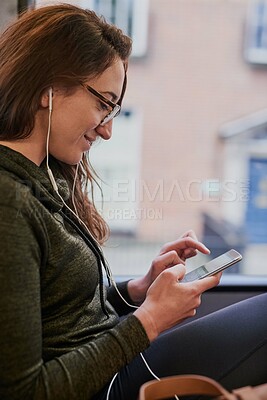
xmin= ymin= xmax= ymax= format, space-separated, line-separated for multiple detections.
xmin=40 ymin=88 xmax=53 ymax=109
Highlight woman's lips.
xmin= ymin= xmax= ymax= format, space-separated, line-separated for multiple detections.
xmin=83 ymin=134 xmax=94 ymax=150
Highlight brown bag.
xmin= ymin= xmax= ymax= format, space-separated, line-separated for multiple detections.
xmin=138 ymin=374 xmax=267 ymax=400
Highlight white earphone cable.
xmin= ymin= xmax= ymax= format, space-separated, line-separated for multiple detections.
xmin=105 ymin=373 xmax=118 ymax=400
xmin=46 ymin=89 xmax=53 ymax=176
xmin=106 ymin=355 xmax=179 ymax=400
xmin=140 ymin=353 xmax=179 ymax=400
xmin=72 ymin=162 xmax=80 ymax=216
xmin=46 ymin=88 xmax=174 ymax=400
xmin=45 ymin=88 xmax=137 ymax=308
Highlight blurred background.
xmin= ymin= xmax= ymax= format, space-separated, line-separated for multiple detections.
xmin=2 ymin=0 xmax=267 ymax=277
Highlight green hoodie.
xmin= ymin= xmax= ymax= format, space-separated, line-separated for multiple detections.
xmin=0 ymin=145 xmax=149 ymax=400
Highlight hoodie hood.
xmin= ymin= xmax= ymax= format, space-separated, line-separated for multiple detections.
xmin=0 ymin=144 xmax=69 ymax=212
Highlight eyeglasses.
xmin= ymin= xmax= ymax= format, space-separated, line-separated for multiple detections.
xmin=84 ymin=84 xmax=121 ymax=126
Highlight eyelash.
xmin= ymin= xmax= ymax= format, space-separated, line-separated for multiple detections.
xmin=99 ymin=100 xmax=109 ymax=112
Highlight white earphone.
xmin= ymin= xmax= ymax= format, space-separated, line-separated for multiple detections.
xmin=44 ymin=86 xmax=163 ymax=396
xmin=46 ymin=87 xmax=59 ymax=193
xmin=48 ymin=87 xmax=53 ymax=111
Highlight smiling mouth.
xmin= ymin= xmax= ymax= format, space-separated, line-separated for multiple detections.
xmin=84 ymin=135 xmax=93 ymax=146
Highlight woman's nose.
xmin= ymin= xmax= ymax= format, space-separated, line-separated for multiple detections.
xmin=95 ymin=120 xmax=113 ymax=140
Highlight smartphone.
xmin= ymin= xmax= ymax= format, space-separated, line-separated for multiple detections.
xmin=181 ymin=249 xmax=242 ymax=283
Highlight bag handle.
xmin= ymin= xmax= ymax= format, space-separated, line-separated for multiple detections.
xmin=139 ymin=374 xmax=237 ymax=400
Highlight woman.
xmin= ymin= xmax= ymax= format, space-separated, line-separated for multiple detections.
xmin=0 ymin=4 xmax=266 ymax=400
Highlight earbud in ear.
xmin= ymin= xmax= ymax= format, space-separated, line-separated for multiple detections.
xmin=48 ymin=87 xmax=53 ymax=111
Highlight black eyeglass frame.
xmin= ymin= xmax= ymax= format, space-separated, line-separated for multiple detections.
xmin=84 ymin=84 xmax=121 ymax=126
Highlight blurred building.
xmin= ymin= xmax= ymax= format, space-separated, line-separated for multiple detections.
xmin=91 ymin=0 xmax=267 ymax=246
xmin=0 ymin=0 xmax=17 ymax=30
xmin=2 ymin=0 xmax=267 ymax=274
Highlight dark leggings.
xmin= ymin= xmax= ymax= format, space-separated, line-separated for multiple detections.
xmin=94 ymin=293 xmax=267 ymax=400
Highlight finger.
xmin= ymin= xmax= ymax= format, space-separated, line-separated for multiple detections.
xmin=153 ymin=251 xmax=185 ymax=272
xmin=179 ymin=231 xmax=199 ymax=260
xmin=181 ymin=229 xmax=198 ymax=241
xmin=182 ymin=247 xmax=198 ymax=259
xmin=193 ymin=273 xmax=221 ymax=293
xmin=159 ymin=263 xmax=186 ymax=282
xmin=171 ymin=263 xmax=187 ymax=280
xmin=160 ymin=237 xmax=210 ymax=256
xmin=183 ymin=238 xmax=210 ymax=254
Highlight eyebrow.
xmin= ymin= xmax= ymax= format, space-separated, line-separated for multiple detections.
xmin=102 ymin=91 xmax=118 ymax=102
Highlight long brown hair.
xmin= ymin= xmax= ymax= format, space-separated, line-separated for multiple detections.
xmin=0 ymin=4 xmax=132 ymax=243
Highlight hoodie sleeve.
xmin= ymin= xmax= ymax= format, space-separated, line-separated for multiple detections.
xmin=107 ymin=280 xmax=138 ymax=316
xmin=0 ymin=197 xmax=149 ymax=400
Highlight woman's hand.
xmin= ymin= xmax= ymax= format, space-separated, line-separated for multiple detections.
xmin=160 ymin=229 xmax=210 ymax=264
xmin=134 ymin=265 xmax=221 ymax=342
xmin=127 ymin=230 xmax=210 ymax=304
